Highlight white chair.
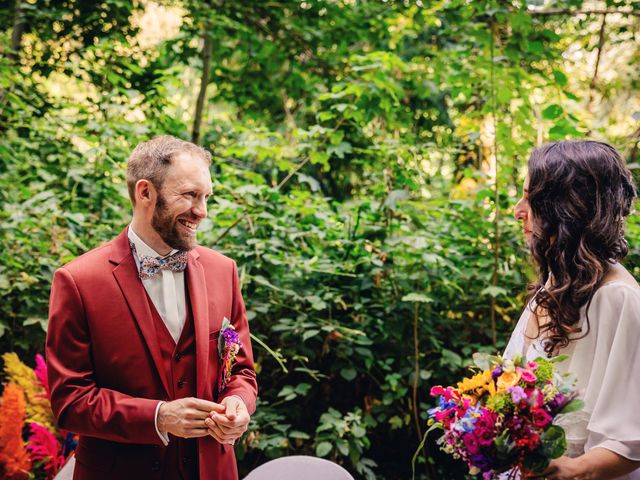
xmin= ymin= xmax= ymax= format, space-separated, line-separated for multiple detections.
xmin=53 ymin=455 xmax=75 ymax=480
xmin=244 ymin=455 xmax=354 ymax=480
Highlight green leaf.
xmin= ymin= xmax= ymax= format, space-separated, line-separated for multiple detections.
xmin=542 ymin=104 xmax=564 ymax=120
xmin=553 ymin=70 xmax=568 ymax=87
xmin=550 ymin=354 xmax=569 ymax=364
xmin=340 ymin=367 xmax=357 ymax=381
xmin=302 ymin=329 xmax=321 ymax=341
xmin=336 ymin=439 xmax=350 ymax=456
xmin=383 ymin=189 xmax=410 ymax=210
xmin=351 ymin=425 xmax=366 ymax=438
xmin=480 ymin=286 xmax=507 ymax=298
xmin=440 ymin=349 xmax=463 ymax=368
xmin=327 ymin=141 xmax=352 ymax=159
xmin=315 ymin=441 xmax=333 ymax=457
xmin=401 ymin=293 xmax=433 ymax=303
xmin=522 ymin=452 xmax=550 ymax=474
xmin=540 ymin=425 xmax=567 ymax=459
xmin=558 ymin=399 xmax=584 ymax=414
xmin=310 ymin=151 xmax=330 ymax=168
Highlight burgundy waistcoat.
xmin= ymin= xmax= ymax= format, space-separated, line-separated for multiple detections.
xmin=148 ymin=290 xmax=198 ymax=480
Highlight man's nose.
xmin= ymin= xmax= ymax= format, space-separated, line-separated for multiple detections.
xmin=193 ymin=198 xmax=207 ymax=218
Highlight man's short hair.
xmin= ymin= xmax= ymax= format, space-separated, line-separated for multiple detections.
xmin=126 ymin=135 xmax=212 ymax=205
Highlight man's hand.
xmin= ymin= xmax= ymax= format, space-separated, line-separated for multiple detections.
xmin=205 ymin=396 xmax=250 ymax=445
xmin=158 ymin=398 xmax=225 ymax=439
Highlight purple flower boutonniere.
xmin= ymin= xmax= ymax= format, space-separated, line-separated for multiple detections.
xmin=218 ymin=317 xmax=242 ymax=394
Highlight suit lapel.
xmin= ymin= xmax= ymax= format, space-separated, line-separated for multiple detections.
xmin=186 ymin=251 xmax=212 ymax=399
xmin=110 ymin=229 xmax=171 ymax=399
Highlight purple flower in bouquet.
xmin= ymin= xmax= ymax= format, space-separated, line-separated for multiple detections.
xmin=454 ymin=404 xmax=482 ymax=433
xmin=549 ymin=392 xmax=567 ymax=411
xmin=421 ymin=354 xmax=583 ymax=479
xmin=508 ymin=386 xmax=527 ymax=404
xmin=470 ymin=453 xmax=492 ymax=471
xmin=217 ymin=317 xmax=243 ymax=393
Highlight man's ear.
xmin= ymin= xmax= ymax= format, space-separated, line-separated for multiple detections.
xmin=135 ymin=179 xmax=156 ymax=206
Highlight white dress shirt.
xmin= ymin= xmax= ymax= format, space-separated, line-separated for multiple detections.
xmin=128 ymin=226 xmax=187 ymax=445
xmin=128 ymin=227 xmax=187 ymax=343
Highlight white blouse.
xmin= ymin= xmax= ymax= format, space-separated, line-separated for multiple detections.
xmin=504 ymin=281 xmax=640 ymax=479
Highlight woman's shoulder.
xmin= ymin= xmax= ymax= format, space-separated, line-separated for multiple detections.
xmin=590 ymin=265 xmax=640 ymax=327
xmin=595 ymin=263 xmax=640 ymax=300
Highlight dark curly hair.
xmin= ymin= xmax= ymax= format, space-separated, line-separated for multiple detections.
xmin=526 ymin=140 xmax=636 ymax=356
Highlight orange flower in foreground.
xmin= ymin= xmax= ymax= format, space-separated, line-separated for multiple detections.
xmin=496 ymin=370 xmax=522 ymax=393
xmin=0 ymin=383 xmax=31 ymax=480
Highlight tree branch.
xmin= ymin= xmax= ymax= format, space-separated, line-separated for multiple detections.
xmin=528 ymin=8 xmax=640 ymax=17
xmin=9 ymin=0 xmax=27 ymax=62
xmin=192 ymin=23 xmax=213 ymax=145
xmin=588 ymin=14 xmax=608 ymax=113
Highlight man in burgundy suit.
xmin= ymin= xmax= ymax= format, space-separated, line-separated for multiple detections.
xmin=46 ymin=136 xmax=257 ymax=479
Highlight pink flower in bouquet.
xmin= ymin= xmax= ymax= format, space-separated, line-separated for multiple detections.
xmin=526 ymin=387 xmax=544 ymax=408
xmin=463 ymin=432 xmax=481 ymax=455
xmin=518 ymin=368 xmax=537 ymax=384
xmin=531 ymin=408 xmax=552 ymax=428
xmin=474 ymin=410 xmax=498 ymax=447
xmin=423 ymin=354 xmax=582 ymax=478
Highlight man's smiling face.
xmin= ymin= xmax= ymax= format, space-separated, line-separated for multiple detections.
xmin=151 ymin=152 xmax=213 ymax=251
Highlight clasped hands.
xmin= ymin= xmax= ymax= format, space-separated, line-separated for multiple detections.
xmin=157 ymin=396 xmax=249 ymax=445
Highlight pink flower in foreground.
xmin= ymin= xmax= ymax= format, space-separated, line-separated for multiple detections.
xmin=531 ymin=408 xmax=552 ymax=428
xmin=517 ymin=367 xmax=537 ymax=384
xmin=463 ymin=433 xmax=480 ymax=455
xmin=474 ymin=410 xmax=498 ymax=447
xmin=34 ymin=354 xmax=49 ymax=398
xmin=27 ymin=423 xmax=65 ymax=479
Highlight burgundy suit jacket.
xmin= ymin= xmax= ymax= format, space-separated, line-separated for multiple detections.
xmin=46 ymin=228 xmax=257 ymax=480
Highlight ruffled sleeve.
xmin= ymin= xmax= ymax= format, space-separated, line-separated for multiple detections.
xmin=580 ymin=283 xmax=640 ymax=461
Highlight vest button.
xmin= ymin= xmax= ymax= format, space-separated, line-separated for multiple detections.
xmin=151 ymin=460 xmax=161 ymax=471
xmin=175 ymin=353 xmax=182 ymax=362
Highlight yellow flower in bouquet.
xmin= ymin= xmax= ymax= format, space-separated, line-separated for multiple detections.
xmin=496 ymin=370 xmax=522 ymax=392
xmin=457 ymin=369 xmax=496 ymax=398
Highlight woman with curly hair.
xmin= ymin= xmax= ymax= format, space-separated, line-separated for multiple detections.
xmin=505 ymin=140 xmax=640 ymax=479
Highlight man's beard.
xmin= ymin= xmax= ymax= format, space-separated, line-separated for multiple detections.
xmin=152 ymin=193 xmax=196 ymax=251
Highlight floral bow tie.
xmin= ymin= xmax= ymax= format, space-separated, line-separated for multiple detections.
xmin=130 ymin=242 xmax=188 ymax=279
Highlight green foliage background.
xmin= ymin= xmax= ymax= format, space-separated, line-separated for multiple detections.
xmin=1 ymin=1 xmax=640 ymax=478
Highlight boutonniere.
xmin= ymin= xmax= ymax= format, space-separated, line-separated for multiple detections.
xmin=218 ymin=317 xmax=242 ymax=393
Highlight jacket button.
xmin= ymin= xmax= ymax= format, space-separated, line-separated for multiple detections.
xmin=175 ymin=353 xmax=182 ymax=362
xmin=151 ymin=460 xmax=161 ymax=471
xmin=177 ymin=380 xmax=185 ymax=388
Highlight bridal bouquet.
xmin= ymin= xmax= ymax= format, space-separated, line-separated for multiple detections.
xmin=422 ymin=353 xmax=582 ymax=479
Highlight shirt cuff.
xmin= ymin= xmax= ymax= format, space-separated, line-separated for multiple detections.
xmin=154 ymin=401 xmax=170 ymax=446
